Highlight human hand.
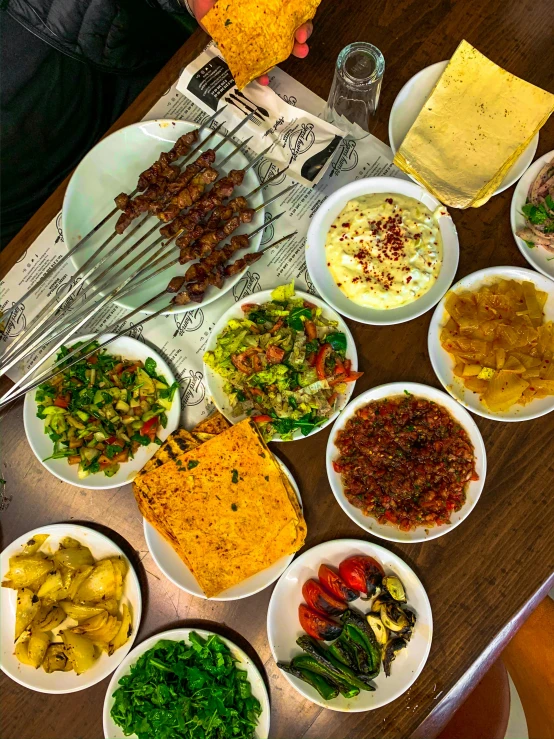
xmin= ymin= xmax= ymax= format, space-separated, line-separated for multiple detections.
xmin=189 ymin=0 xmax=313 ymax=85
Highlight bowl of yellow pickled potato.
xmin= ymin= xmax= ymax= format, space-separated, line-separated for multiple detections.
xmin=0 ymin=524 xmax=141 ymax=693
xmin=428 ymin=266 xmax=554 ymax=421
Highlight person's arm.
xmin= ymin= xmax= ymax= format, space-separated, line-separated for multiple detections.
xmin=181 ymin=0 xmax=314 ymax=85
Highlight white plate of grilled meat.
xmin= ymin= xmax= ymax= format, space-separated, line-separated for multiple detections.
xmin=63 ymin=119 xmax=265 ymax=315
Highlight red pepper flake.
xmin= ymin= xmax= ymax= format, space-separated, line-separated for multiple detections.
xmin=342 ymin=222 xmax=351 ymax=228
xmin=406 ymin=276 xmax=412 ymax=283
xmin=385 ymin=198 xmax=393 ymax=205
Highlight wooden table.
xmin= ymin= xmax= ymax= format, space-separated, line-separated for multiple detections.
xmin=1 ymin=1 xmax=554 ymax=737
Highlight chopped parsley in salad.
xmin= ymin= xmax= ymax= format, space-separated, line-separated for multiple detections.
xmin=35 ymin=341 xmax=179 ymax=479
xmin=204 ymin=282 xmax=362 ymax=440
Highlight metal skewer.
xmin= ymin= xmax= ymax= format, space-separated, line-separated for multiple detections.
xmin=0 ymin=120 xmax=255 ymax=372
xmin=0 ymin=122 xmax=237 ymax=369
xmin=4 ymin=161 xmax=291 ymax=370
xmin=0 ymin=225 xmax=294 ymax=406
xmin=0 ymin=109 xmax=226 ymax=324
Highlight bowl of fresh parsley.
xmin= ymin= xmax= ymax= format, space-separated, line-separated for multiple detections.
xmin=103 ymin=628 xmax=270 ymax=739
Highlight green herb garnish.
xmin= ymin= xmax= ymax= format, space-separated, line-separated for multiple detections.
xmin=110 ymin=633 xmax=261 ymax=739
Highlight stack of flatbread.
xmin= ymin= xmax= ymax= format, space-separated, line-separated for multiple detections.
xmin=393 ymin=40 xmax=554 ymax=208
xmin=134 ymin=413 xmax=306 ymax=597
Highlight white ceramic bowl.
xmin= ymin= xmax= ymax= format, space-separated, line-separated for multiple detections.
xmin=63 ymin=119 xmax=264 ymax=315
xmin=23 ymin=334 xmax=180 ymax=489
xmin=428 ymin=266 xmax=554 ymax=421
xmin=267 ymin=538 xmax=433 ymax=712
xmin=511 ymin=150 xmax=554 ymax=281
xmin=389 ymin=61 xmax=539 ymax=196
xmin=144 ymin=457 xmax=302 ymax=600
xmin=0 ymin=524 xmax=142 ymax=694
xmin=203 ymin=288 xmax=358 ymax=440
xmin=103 ymin=627 xmax=270 ymax=738
xmin=326 ymin=382 xmax=486 ymax=543
xmin=306 ymin=177 xmax=459 ymax=325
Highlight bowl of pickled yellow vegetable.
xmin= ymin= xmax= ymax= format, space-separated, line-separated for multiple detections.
xmin=0 ymin=524 xmax=141 ymax=693
xmin=428 ymin=266 xmax=554 ymax=421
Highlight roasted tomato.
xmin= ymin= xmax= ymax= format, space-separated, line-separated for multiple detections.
xmin=298 ymin=604 xmax=342 ymax=641
xmin=318 ymin=564 xmax=359 ymax=602
xmin=339 ymin=555 xmax=384 ymax=598
xmin=302 ymin=579 xmax=348 ymax=616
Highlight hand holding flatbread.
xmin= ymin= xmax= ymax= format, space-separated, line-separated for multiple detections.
xmin=201 ymin=0 xmax=321 ymax=88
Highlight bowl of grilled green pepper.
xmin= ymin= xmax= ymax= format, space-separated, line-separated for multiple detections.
xmin=267 ymin=540 xmax=433 ymax=711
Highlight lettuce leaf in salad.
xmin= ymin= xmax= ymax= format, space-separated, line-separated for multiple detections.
xmin=271 ymin=281 xmax=295 ymax=302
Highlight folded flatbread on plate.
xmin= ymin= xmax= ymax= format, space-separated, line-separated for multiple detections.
xmin=134 ymin=416 xmax=306 ymax=597
xmin=393 ymin=40 xmax=554 ymax=208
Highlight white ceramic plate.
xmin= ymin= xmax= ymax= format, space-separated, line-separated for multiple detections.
xmin=0 ymin=523 xmax=142 ymax=694
xmin=326 ymin=382 xmax=486 ymax=543
xmin=388 ymin=60 xmax=539 ymax=196
xmin=63 ymin=119 xmax=264 ymax=315
xmin=306 ymin=177 xmax=459 ymax=325
xmin=144 ymin=457 xmax=302 ymax=600
xmin=203 ymin=289 xmax=358 ymax=440
xmin=428 ymin=266 xmax=554 ymax=421
xmin=511 ymin=150 xmax=554 ymax=281
xmin=103 ymin=627 xmax=270 ymax=738
xmin=23 ymin=334 xmax=180 ymax=489
xmin=267 ymin=539 xmax=433 ymax=712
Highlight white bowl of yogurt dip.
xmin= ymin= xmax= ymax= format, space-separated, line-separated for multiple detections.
xmin=306 ymin=177 xmax=459 ymax=325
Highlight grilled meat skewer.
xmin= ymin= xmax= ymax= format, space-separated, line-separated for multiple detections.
xmin=113 ymin=130 xmax=199 ymax=212
xmin=115 ymin=150 xmax=218 ymax=233
xmin=170 ymin=232 xmax=295 ymax=307
xmin=179 ymin=209 xmax=254 ymax=264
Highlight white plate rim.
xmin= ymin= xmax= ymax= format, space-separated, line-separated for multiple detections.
xmin=428 ymin=265 xmax=554 ymax=421
xmin=143 ymin=456 xmax=303 ymax=601
xmin=0 ymin=523 xmax=142 ymax=694
xmin=23 ymin=333 xmax=180 ymax=489
xmin=102 ymin=627 xmax=270 ymax=739
xmin=62 ymin=118 xmax=263 ymax=316
xmin=388 ymin=60 xmax=539 ymax=196
xmin=305 ymin=177 xmax=459 ymax=326
xmin=266 ymin=538 xmax=433 ymax=712
xmin=203 ymin=288 xmax=359 ymax=440
xmin=325 ymin=382 xmax=487 ymax=543
xmin=510 ymin=149 xmax=554 ymax=281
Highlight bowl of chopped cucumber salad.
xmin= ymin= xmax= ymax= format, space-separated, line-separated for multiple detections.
xmin=24 ymin=334 xmax=181 ymax=489
xmin=203 ymin=282 xmax=361 ymax=442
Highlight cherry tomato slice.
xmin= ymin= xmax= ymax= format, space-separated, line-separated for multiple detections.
xmin=315 ymin=343 xmax=332 ymax=380
xmin=338 ymin=555 xmax=384 ymax=597
xmin=302 ymin=579 xmax=348 ymax=616
xmin=54 ymin=394 xmax=70 ymax=409
xmin=298 ymin=604 xmax=342 ymax=641
xmin=266 ymin=345 xmax=285 ymax=364
xmin=318 ymin=564 xmax=359 ymax=602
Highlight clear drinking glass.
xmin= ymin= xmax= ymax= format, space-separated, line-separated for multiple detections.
xmin=324 ymin=42 xmax=385 ymax=140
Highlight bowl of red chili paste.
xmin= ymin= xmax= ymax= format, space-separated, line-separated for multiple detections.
xmin=326 ymin=382 xmax=486 ymax=542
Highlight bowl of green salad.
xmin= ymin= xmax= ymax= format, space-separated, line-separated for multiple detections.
xmin=203 ymin=282 xmax=360 ymax=442
xmin=23 ymin=334 xmax=181 ymax=489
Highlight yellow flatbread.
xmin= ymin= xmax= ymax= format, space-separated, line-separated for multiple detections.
xmin=393 ymin=40 xmax=554 ymax=208
xmin=203 ymin=0 xmax=322 ymax=89
xmin=136 ymin=419 xmax=305 ymax=597
xmin=192 ymin=412 xmax=231 ymax=436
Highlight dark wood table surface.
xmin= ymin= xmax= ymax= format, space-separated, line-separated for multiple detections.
xmin=1 ymin=1 xmax=554 ymax=737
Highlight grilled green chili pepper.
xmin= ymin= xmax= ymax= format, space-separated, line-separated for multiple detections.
xmin=278 ymin=661 xmax=338 ymax=700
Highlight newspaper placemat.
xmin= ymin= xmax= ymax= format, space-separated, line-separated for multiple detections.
xmin=0 ymin=62 xmax=407 ymax=427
